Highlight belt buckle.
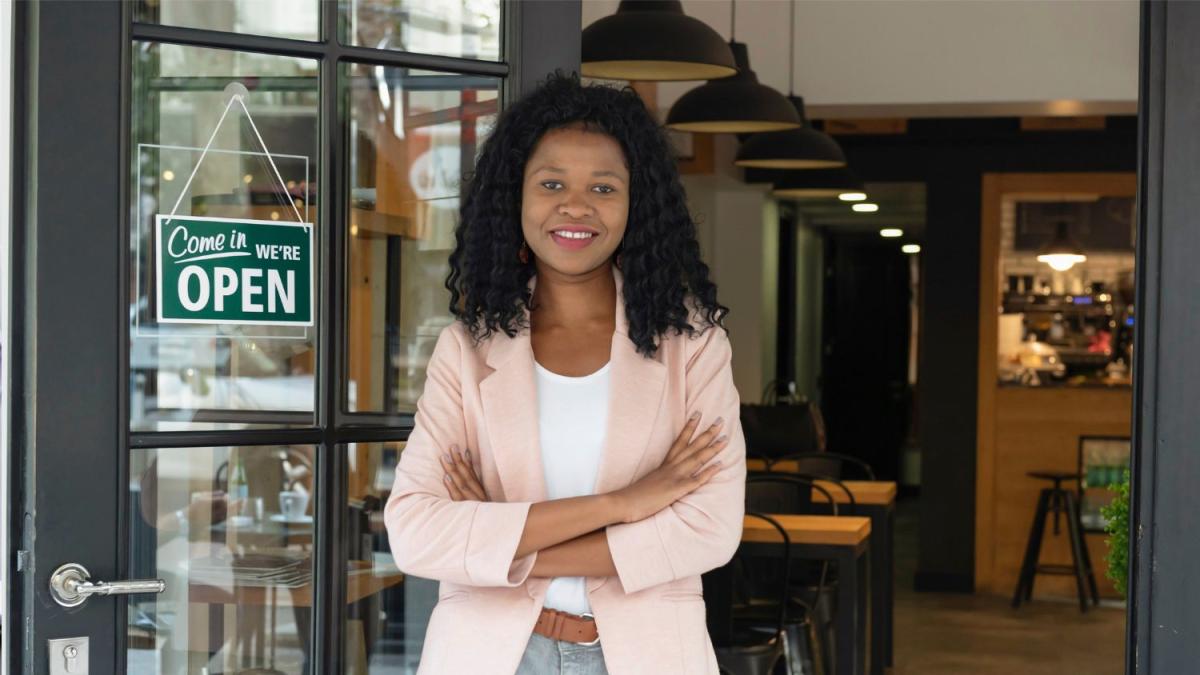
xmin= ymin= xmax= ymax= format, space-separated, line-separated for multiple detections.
xmin=578 ymin=612 xmax=601 ymax=646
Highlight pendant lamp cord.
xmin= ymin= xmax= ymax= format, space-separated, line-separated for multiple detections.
xmin=788 ymin=0 xmax=795 ymax=94
xmin=730 ymin=0 xmax=736 ymax=40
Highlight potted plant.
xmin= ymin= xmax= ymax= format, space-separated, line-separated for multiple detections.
xmin=1102 ymin=470 xmax=1131 ymax=595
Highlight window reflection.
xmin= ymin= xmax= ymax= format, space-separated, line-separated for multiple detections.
xmin=343 ymin=0 xmax=501 ymax=61
xmin=344 ymin=442 xmax=426 ymax=673
xmin=130 ymin=43 xmax=319 ymax=430
xmin=129 ymin=445 xmax=317 ymax=674
xmin=345 ymin=65 xmax=498 ymax=413
xmin=135 ymin=0 xmax=319 ymax=42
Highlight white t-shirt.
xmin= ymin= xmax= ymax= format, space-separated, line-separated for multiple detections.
xmin=534 ymin=359 xmax=612 ymax=616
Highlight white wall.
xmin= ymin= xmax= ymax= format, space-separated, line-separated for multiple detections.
xmin=582 ymin=0 xmax=1139 ymax=117
xmin=683 ymin=135 xmax=776 ymax=403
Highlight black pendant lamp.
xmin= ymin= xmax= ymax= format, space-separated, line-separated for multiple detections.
xmin=735 ymin=96 xmax=846 ymax=168
xmin=735 ymin=2 xmax=846 ymax=169
xmin=772 ymin=167 xmax=863 ymax=199
xmin=1037 ymin=221 xmax=1087 ymax=271
xmin=582 ymin=1 xmax=738 ymax=82
xmin=666 ymin=1 xmax=801 ymax=133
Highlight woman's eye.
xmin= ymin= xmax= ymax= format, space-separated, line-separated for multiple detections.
xmin=541 ymin=181 xmax=562 ymax=190
xmin=593 ymin=185 xmax=615 ymax=194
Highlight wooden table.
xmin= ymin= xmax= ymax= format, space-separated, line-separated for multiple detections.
xmin=747 ymin=462 xmax=898 ymax=675
xmin=189 ymin=559 xmax=404 ymax=670
xmin=188 ymin=559 xmax=404 ymax=607
xmin=740 ymin=514 xmax=872 ymax=675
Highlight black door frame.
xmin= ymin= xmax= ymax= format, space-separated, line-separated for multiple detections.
xmin=1128 ymin=1 xmax=1200 ymax=672
xmin=5 ymin=1 xmax=580 ymax=673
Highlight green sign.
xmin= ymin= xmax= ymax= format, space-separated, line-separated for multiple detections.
xmin=156 ymin=215 xmax=313 ymax=326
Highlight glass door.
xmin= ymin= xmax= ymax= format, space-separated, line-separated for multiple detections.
xmin=10 ymin=2 xmax=577 ymax=673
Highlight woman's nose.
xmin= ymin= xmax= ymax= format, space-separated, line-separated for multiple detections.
xmin=557 ymin=190 xmax=594 ymax=218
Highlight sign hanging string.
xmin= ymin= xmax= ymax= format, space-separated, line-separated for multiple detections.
xmin=165 ymin=91 xmax=305 ymax=225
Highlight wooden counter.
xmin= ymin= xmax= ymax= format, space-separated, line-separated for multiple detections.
xmin=975 ymin=173 xmax=1135 ymax=600
xmin=974 ymin=385 xmax=1131 ymax=598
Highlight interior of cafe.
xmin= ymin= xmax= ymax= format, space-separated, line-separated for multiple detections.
xmin=588 ymin=2 xmax=1138 ymax=674
xmin=49 ymin=0 xmax=1136 ymax=674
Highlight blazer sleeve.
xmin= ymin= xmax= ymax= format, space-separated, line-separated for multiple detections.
xmin=605 ymin=325 xmax=747 ymax=594
xmin=384 ymin=326 xmax=538 ymax=587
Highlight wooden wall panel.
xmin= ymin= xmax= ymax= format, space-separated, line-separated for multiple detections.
xmin=984 ymin=387 xmax=1132 ymax=597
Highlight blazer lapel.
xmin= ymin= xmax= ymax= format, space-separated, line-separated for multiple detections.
xmin=592 ymin=275 xmax=667 ymax=495
xmin=479 ymin=311 xmax=548 ymax=504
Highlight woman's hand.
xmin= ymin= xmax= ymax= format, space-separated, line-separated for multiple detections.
xmin=440 ymin=446 xmax=490 ymax=502
xmin=610 ymin=413 xmax=728 ymax=524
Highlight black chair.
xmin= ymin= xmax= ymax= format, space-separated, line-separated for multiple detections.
xmin=747 ymin=472 xmax=861 ymax=675
xmin=768 ymin=451 xmax=876 ymax=482
xmin=740 ymin=474 xmax=841 ymax=675
xmin=710 ymin=512 xmax=792 ymax=675
xmin=1011 ymin=471 xmax=1100 ymax=612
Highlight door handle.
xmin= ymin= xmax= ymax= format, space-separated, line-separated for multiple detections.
xmin=49 ymin=562 xmax=165 ymax=608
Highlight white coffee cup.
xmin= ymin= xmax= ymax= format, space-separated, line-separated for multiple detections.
xmin=279 ymin=490 xmax=309 ymax=520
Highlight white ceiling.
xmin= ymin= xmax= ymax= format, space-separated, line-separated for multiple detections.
xmin=581 ymin=0 xmax=1139 ymax=119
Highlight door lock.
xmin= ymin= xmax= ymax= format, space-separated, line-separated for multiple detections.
xmin=47 ymin=637 xmax=88 ymax=675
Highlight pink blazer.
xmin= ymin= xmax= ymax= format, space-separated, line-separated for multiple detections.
xmin=385 ymin=270 xmax=746 ymax=674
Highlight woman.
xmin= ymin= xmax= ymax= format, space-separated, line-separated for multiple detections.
xmin=385 ymin=72 xmax=746 ymax=675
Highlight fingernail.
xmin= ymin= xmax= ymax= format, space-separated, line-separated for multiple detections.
xmin=443 ymin=474 xmax=451 ymax=482
xmin=443 ymin=453 xmax=453 ymax=463
xmin=465 ymin=449 xmax=472 ymax=460
xmin=714 ymin=417 xmax=724 ymax=427
xmin=716 ymin=435 xmax=728 ymax=443
xmin=690 ymin=411 xmax=701 ymax=421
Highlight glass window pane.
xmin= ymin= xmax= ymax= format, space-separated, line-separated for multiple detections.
xmin=130 ymin=42 xmax=320 ymax=431
xmin=342 ymin=0 xmax=501 ymax=61
xmin=344 ymin=65 xmax=499 ymax=413
xmin=345 ymin=442 xmax=428 ymax=672
xmin=134 ymin=0 xmax=319 ymax=42
xmin=128 ymin=445 xmax=317 ymax=674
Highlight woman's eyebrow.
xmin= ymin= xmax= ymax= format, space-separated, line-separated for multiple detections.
xmin=529 ymin=164 xmax=628 ymax=183
xmin=592 ymin=169 xmax=628 ymax=183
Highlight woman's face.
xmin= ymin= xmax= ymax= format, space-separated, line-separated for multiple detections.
xmin=521 ymin=124 xmax=630 ymax=278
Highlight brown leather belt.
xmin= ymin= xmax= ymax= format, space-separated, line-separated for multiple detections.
xmin=533 ymin=607 xmax=600 ymax=645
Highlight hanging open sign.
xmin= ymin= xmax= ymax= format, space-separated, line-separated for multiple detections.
xmin=155 ymin=214 xmax=313 ymax=326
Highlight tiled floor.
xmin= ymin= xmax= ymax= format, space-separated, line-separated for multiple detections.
xmin=891 ymin=497 xmax=1126 ymax=675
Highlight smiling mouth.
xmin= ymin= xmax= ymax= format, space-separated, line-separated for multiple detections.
xmin=549 ymin=228 xmax=600 ymax=250
xmin=551 ymin=230 xmax=597 ymax=240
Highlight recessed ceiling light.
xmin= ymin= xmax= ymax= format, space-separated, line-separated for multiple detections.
xmin=902 ymin=244 xmax=921 ymax=254
xmin=852 ymin=203 xmax=879 ymax=213
xmin=880 ymin=228 xmax=904 ymax=238
xmin=838 ymin=192 xmax=868 ymax=202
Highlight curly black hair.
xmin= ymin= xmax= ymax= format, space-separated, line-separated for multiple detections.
xmin=446 ymin=71 xmax=728 ymax=357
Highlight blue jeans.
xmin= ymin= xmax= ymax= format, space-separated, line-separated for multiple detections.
xmin=515 ymin=633 xmax=609 ymax=675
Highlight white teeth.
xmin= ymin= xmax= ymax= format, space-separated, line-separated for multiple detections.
xmin=554 ymin=231 xmax=595 ymax=240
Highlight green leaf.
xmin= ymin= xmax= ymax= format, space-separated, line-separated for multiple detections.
xmin=1101 ymin=469 xmax=1130 ymax=596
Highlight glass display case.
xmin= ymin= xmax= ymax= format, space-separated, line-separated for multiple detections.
xmin=1078 ymin=435 xmax=1131 ymax=531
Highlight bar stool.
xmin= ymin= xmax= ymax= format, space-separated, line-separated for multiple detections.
xmin=1011 ymin=471 xmax=1100 ymax=612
